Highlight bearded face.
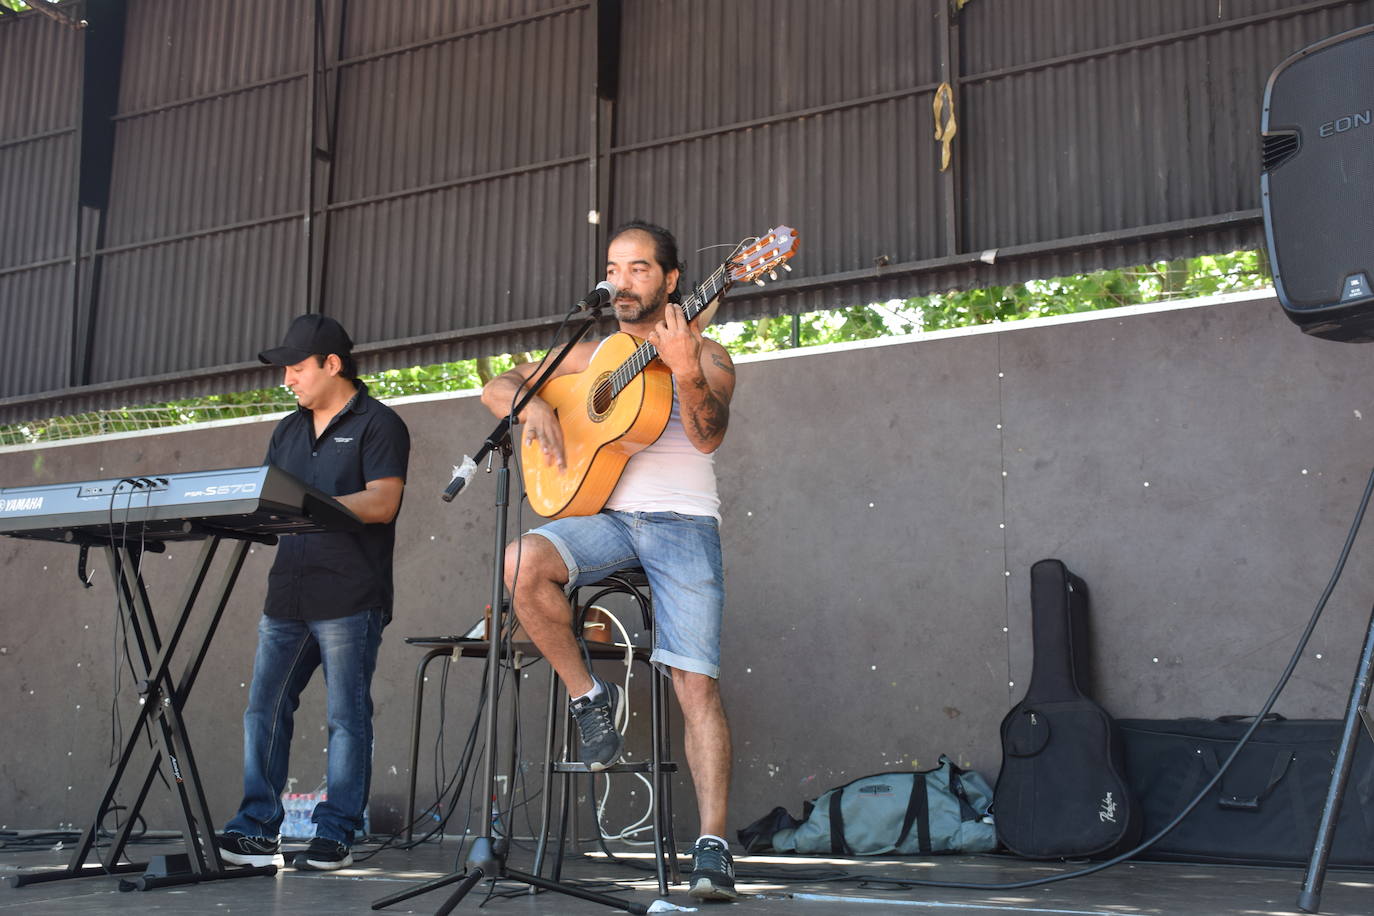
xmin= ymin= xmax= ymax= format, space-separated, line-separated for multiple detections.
xmin=612 ymin=274 xmax=670 ymax=323
xmin=606 ymin=230 xmax=678 ymax=327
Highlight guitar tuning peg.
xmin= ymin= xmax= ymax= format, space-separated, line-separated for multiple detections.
xmin=769 ymin=270 xmax=778 ymax=281
xmin=754 ymin=278 xmax=766 ymax=287
xmin=782 ymin=263 xmax=792 ymax=272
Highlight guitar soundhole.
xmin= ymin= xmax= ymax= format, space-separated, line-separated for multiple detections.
xmin=588 ymin=373 xmax=615 ymax=421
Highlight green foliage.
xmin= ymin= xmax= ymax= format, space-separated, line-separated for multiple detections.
xmin=0 ymin=1 xmax=31 ymax=12
xmin=716 ymin=250 xmax=1271 ymax=353
xmin=0 ymin=251 xmax=1271 ymax=446
xmin=0 ymin=355 xmax=529 ymax=446
xmin=363 ymin=358 xmax=502 ymax=399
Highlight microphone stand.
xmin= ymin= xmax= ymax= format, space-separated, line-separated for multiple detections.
xmin=373 ymin=305 xmax=650 ymax=915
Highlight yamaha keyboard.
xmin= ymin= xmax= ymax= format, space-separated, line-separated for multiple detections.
xmin=0 ymin=464 xmax=362 ymax=545
xmin=2 ymin=464 xmax=362 ymax=890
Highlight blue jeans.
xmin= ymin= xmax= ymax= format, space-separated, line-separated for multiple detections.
xmin=530 ymin=510 xmax=725 ymax=678
xmin=225 ymin=608 xmax=384 ymax=845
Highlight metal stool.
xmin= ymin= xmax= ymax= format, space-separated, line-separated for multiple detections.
xmin=532 ymin=569 xmax=681 ymax=895
xmin=400 ymin=624 xmax=643 ymax=845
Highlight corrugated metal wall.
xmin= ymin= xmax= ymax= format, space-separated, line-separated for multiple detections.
xmin=0 ymin=8 xmax=81 ymax=402
xmin=1 ymin=0 xmax=1371 ymax=422
xmin=611 ymin=0 xmax=947 ymax=310
xmin=323 ymin=1 xmax=592 ymax=365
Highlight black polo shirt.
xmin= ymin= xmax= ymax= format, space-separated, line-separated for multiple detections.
xmin=263 ymin=380 xmax=410 ymax=622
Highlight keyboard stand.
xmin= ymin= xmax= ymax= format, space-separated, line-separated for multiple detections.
xmin=9 ymin=531 xmax=277 ymax=891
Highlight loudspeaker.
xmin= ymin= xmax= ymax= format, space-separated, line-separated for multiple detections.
xmin=1261 ymin=25 xmax=1374 ymax=342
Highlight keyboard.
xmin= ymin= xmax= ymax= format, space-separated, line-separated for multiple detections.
xmin=0 ymin=465 xmax=361 ymax=544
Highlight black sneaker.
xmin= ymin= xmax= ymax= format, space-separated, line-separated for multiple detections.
xmin=292 ymin=836 xmax=353 ymax=871
xmin=214 ymin=831 xmax=284 ymax=867
xmin=688 ymin=837 xmax=739 ymax=901
xmin=569 ymin=677 xmax=625 ymax=771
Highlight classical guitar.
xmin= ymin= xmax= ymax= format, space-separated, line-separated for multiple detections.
xmin=522 ymin=225 xmax=799 ymax=519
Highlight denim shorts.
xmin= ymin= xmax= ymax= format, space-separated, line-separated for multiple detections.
xmin=528 ymin=509 xmax=725 ymax=679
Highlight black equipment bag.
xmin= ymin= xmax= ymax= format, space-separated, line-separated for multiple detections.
xmin=993 ymin=559 xmax=1142 ymax=858
xmin=1118 ymin=715 xmax=1374 ymax=866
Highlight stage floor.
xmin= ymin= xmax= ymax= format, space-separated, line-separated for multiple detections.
xmin=1 ymin=833 xmax=1370 ymax=915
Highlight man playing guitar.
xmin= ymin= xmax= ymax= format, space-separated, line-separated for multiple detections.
xmin=480 ymin=220 xmax=739 ymax=901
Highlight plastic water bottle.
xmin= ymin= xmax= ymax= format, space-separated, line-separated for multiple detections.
xmin=280 ymin=793 xmax=311 ymax=839
xmin=280 ymin=788 xmax=369 ymax=840
xmin=279 ymin=793 xmax=297 ymax=839
xmin=299 ymin=793 xmax=319 ymax=838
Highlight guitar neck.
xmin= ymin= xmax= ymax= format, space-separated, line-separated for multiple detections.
xmin=606 ymin=261 xmax=733 ymax=398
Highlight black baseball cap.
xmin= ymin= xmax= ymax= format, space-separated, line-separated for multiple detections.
xmin=258 ymin=313 xmax=354 ymax=366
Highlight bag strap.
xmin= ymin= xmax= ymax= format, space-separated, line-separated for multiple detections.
xmin=895 ymin=773 xmax=931 ymax=854
xmin=828 ymin=790 xmax=850 ymax=855
xmin=938 ymin=755 xmax=984 ymax=822
xmin=948 ymin=769 xmax=981 ymax=822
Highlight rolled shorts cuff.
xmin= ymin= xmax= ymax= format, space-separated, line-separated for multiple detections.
xmin=651 ymin=647 xmax=719 ymax=680
xmin=524 ymin=528 xmax=600 ymax=596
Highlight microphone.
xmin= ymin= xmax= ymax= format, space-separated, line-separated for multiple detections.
xmin=442 ymin=455 xmax=478 ymax=502
xmin=573 ymin=281 xmax=619 ymax=313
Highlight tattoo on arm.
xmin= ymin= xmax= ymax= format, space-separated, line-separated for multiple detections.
xmin=688 ymin=383 xmax=730 ymax=442
xmin=710 ymin=352 xmax=736 ymax=376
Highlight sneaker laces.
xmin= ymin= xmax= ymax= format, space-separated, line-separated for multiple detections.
xmin=573 ymin=695 xmax=616 ymax=743
xmin=694 ymin=840 xmax=732 ymax=875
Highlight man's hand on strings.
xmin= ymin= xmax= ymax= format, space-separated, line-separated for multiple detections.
xmin=648 ymin=302 xmax=705 ymax=378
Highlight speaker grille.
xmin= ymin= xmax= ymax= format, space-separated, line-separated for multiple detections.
xmin=1261 ymin=132 xmax=1300 ymax=172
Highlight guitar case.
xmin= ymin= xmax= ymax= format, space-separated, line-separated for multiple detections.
xmin=1118 ymin=715 xmax=1374 ymax=866
xmin=993 ymin=558 xmax=1142 ymax=858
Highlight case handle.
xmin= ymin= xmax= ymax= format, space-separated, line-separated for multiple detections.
xmin=1199 ymin=747 xmax=1294 ymax=810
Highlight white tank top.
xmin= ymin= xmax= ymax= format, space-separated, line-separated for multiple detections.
xmin=605 ymin=381 xmax=721 ymax=521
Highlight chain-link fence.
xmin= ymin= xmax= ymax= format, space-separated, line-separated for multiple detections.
xmin=0 ymin=358 xmax=505 ymax=447
xmin=1 ymin=397 xmax=298 ymax=447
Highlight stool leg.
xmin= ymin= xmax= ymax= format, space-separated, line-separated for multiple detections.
xmin=622 ymin=580 xmax=676 ymax=887
xmin=663 ymin=675 xmax=680 ymax=883
xmin=665 ymin=694 xmax=681 ymax=878
xmin=532 ymin=665 xmax=561 ymax=879
xmin=553 ymin=725 xmax=575 ymax=882
xmin=405 ymin=647 xmax=449 ymax=844
xmin=658 ymin=664 xmax=681 ymax=885
xmin=650 ymin=660 xmax=668 ymax=894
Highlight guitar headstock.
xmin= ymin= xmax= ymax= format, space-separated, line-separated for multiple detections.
xmin=728 ymin=225 xmax=798 ymax=287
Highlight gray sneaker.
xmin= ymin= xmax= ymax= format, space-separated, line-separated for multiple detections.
xmin=688 ymin=837 xmax=740 ymax=901
xmin=570 ymin=677 xmax=625 ymax=771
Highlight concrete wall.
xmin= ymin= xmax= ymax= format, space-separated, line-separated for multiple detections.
xmin=4 ymin=289 xmax=1373 ymax=844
